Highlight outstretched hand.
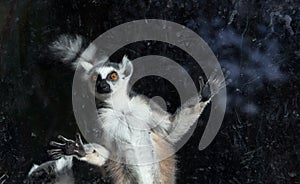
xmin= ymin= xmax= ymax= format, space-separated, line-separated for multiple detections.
xmin=199 ymin=69 xmax=231 ymax=102
xmin=48 ymin=133 xmax=86 ymax=160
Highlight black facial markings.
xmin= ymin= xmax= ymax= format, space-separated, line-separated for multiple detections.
xmin=98 ymin=74 xmax=102 ymax=80
xmin=96 ymin=75 xmax=111 ymax=93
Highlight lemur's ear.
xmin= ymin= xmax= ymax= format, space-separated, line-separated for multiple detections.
xmin=119 ymin=55 xmax=133 ymax=79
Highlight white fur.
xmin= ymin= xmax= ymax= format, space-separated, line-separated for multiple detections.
xmin=28 ymin=164 xmax=39 ymax=175
xmin=55 ymin=156 xmax=73 ymax=171
xmin=78 ymin=143 xmax=110 ymax=167
xmin=96 ymin=66 xmax=115 ymax=79
xmin=50 ymin=35 xmax=83 ymax=62
xmin=50 ymin=35 xmax=103 ymax=72
xmin=120 ymin=55 xmax=133 ymax=79
xmin=28 ymin=156 xmax=74 ymax=184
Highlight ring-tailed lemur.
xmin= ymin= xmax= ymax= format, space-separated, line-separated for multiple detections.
xmin=28 ymin=35 xmax=226 ymax=184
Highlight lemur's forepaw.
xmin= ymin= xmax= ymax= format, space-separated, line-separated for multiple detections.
xmin=48 ymin=133 xmax=86 ymax=160
xmin=199 ymin=68 xmax=231 ymax=102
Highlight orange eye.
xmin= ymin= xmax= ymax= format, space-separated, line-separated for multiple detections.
xmin=92 ymin=75 xmax=98 ymax=81
xmin=110 ymin=73 xmax=118 ymax=81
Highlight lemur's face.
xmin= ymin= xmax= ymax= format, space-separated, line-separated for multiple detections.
xmin=90 ymin=67 xmax=119 ymax=94
xmin=84 ymin=56 xmax=133 ymax=99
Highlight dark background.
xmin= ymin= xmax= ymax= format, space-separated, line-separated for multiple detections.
xmin=0 ymin=0 xmax=299 ymax=183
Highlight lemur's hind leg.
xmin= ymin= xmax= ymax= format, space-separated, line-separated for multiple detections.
xmin=167 ymin=70 xmax=228 ymax=144
xmin=49 ymin=133 xmax=109 ymax=167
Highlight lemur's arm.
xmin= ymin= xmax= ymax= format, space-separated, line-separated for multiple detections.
xmin=151 ymin=73 xmax=226 ymax=144
xmin=48 ymin=133 xmax=109 ymax=167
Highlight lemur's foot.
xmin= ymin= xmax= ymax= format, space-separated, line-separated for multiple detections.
xmin=48 ymin=133 xmax=86 ymax=160
xmin=199 ymin=68 xmax=231 ymax=102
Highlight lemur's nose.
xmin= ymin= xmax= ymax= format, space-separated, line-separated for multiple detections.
xmin=96 ymin=79 xmax=111 ymax=93
xmin=100 ymin=82 xmax=109 ymax=90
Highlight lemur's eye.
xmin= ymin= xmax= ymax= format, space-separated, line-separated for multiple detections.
xmin=109 ymin=72 xmax=118 ymax=81
xmin=92 ymin=75 xmax=98 ymax=81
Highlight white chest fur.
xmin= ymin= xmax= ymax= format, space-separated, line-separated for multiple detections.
xmin=97 ymin=96 xmax=159 ymax=183
xmin=99 ymin=96 xmax=153 ymax=145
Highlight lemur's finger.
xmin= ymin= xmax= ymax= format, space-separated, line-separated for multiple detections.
xmin=49 ymin=141 xmax=65 ymax=148
xmin=57 ymin=135 xmax=74 ymax=143
xmin=47 ymin=149 xmax=63 ymax=157
xmin=75 ymin=133 xmax=84 ymax=145
xmin=51 ymin=153 xmax=63 ymax=160
xmin=198 ymin=76 xmax=205 ymax=89
xmin=207 ymin=69 xmax=218 ymax=83
xmin=47 ymin=149 xmax=63 ymax=155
